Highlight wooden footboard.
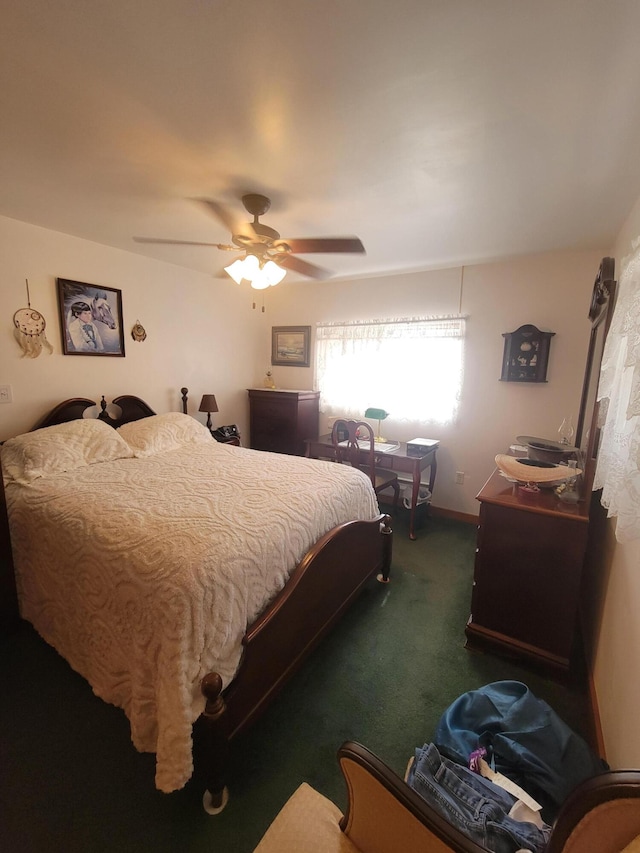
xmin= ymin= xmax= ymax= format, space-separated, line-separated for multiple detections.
xmin=196 ymin=513 xmax=393 ymax=812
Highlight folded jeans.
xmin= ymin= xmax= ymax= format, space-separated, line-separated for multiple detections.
xmin=406 ymin=743 xmax=551 ymax=853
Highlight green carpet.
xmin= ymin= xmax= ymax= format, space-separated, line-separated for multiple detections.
xmin=0 ymin=513 xmax=592 ymax=852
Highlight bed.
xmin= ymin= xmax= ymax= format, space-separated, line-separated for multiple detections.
xmin=0 ymin=391 xmax=392 ymax=812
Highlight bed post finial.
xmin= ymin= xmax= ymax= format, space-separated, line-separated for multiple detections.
xmin=181 ymin=387 xmax=188 ymax=415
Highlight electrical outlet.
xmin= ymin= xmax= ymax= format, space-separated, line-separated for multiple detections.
xmin=0 ymin=384 xmax=13 ymax=404
xmin=455 ymin=471 xmax=465 ymax=485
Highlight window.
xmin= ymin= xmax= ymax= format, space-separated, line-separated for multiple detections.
xmin=315 ymin=315 xmax=465 ymax=424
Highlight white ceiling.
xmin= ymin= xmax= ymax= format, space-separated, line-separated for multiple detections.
xmin=3 ymin=1 xmax=640 ymax=282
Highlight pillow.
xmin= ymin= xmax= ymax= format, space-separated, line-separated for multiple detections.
xmin=1 ymin=418 xmax=134 ymax=485
xmin=117 ymin=412 xmax=211 ymax=457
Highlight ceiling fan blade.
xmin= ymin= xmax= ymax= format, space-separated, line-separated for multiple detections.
xmin=195 ymin=199 xmax=256 ymax=240
xmin=277 ymin=254 xmax=332 ymax=280
xmin=133 ymin=237 xmax=229 ymax=248
xmin=274 ymin=237 xmax=365 ymax=254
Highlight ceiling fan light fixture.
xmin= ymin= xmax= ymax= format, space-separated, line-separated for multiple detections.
xmin=225 ymin=254 xmax=287 ymax=289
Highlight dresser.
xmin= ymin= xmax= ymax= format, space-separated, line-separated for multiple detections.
xmin=464 ymin=467 xmax=590 ymax=678
xmin=248 ymin=389 xmax=320 ymax=456
xmin=464 ymin=260 xmax=617 ymax=680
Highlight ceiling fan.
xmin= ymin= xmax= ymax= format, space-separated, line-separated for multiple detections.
xmin=133 ymin=194 xmax=366 ymax=288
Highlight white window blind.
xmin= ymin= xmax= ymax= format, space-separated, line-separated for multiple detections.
xmin=315 ymin=315 xmax=465 ymax=424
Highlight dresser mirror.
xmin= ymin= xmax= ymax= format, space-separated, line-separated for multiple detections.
xmin=575 ymin=257 xmax=617 ymax=495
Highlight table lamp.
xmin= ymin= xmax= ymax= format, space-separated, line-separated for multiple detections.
xmin=199 ymin=394 xmax=219 ymax=431
xmin=364 ymin=407 xmax=389 ymax=442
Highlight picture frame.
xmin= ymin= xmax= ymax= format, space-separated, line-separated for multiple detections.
xmin=271 ymin=325 xmax=311 ymax=367
xmin=57 ymin=278 xmax=125 ymax=357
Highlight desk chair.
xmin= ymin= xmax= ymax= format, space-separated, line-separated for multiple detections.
xmin=254 ymin=741 xmax=640 ymax=853
xmin=331 ymin=419 xmax=400 ymax=509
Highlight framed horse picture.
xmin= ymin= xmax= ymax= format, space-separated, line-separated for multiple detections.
xmin=57 ymin=278 xmax=125 ymax=357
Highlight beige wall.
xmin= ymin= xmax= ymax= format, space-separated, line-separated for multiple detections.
xmin=591 ymin=194 xmax=640 ymax=768
xmin=1 ymin=213 xmax=604 ymax=515
xmin=0 ymin=214 xmax=267 ymax=441
xmin=2 ymin=213 xmax=604 ymax=518
xmin=266 ymin=249 xmax=604 ymax=516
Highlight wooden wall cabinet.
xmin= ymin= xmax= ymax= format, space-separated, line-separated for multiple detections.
xmin=500 ymin=324 xmax=554 ymax=383
xmin=248 ymin=389 xmax=320 ymax=456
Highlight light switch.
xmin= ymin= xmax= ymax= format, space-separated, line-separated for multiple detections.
xmin=0 ymin=384 xmax=14 ymax=403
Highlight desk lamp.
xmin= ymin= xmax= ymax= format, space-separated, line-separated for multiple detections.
xmin=199 ymin=394 xmax=219 ymax=431
xmin=364 ymin=407 xmax=389 ymax=442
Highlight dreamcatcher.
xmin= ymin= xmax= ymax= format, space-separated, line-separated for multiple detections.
xmin=13 ymin=279 xmax=53 ymax=358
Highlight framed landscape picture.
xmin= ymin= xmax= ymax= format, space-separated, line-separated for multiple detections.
xmin=271 ymin=326 xmax=311 ymax=367
xmin=57 ymin=278 xmax=125 ymax=356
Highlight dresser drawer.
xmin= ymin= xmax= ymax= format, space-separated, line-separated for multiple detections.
xmin=251 ymin=398 xmax=295 ymax=428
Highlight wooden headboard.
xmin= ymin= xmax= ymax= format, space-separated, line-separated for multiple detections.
xmin=0 ymin=387 xmax=190 ymax=636
xmin=33 ymin=394 xmax=156 ymax=430
xmin=31 ymin=387 xmax=190 ymax=430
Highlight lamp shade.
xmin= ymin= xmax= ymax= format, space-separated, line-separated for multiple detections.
xmin=364 ymin=407 xmax=389 ymax=442
xmin=224 ymin=259 xmax=246 ymax=284
xmin=364 ymin=407 xmax=389 ymax=421
xmin=249 ymin=265 xmax=271 ymax=290
xmin=199 ymin=395 xmax=219 ymax=414
xmin=263 ymin=260 xmax=287 ymax=285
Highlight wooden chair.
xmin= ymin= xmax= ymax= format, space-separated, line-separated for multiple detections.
xmin=254 ymin=741 xmax=640 ymax=853
xmin=331 ymin=419 xmax=400 ymax=509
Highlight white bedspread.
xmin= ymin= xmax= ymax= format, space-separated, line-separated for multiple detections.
xmin=5 ymin=442 xmax=379 ymax=792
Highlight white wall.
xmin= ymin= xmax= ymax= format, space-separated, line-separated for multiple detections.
xmin=265 ymin=249 xmax=605 ymax=516
xmin=591 ymin=194 xmax=640 ymax=768
xmin=0 ymin=215 xmax=266 ymax=441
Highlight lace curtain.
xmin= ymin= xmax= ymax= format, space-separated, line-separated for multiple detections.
xmin=593 ymin=240 xmax=640 ymax=542
xmin=315 ymin=315 xmax=465 ymax=424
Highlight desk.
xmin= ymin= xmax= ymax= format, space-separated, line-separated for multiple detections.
xmin=305 ymin=435 xmax=438 ymax=540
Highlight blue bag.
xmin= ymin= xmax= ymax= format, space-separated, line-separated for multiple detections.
xmin=434 ymin=681 xmax=608 ymax=820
